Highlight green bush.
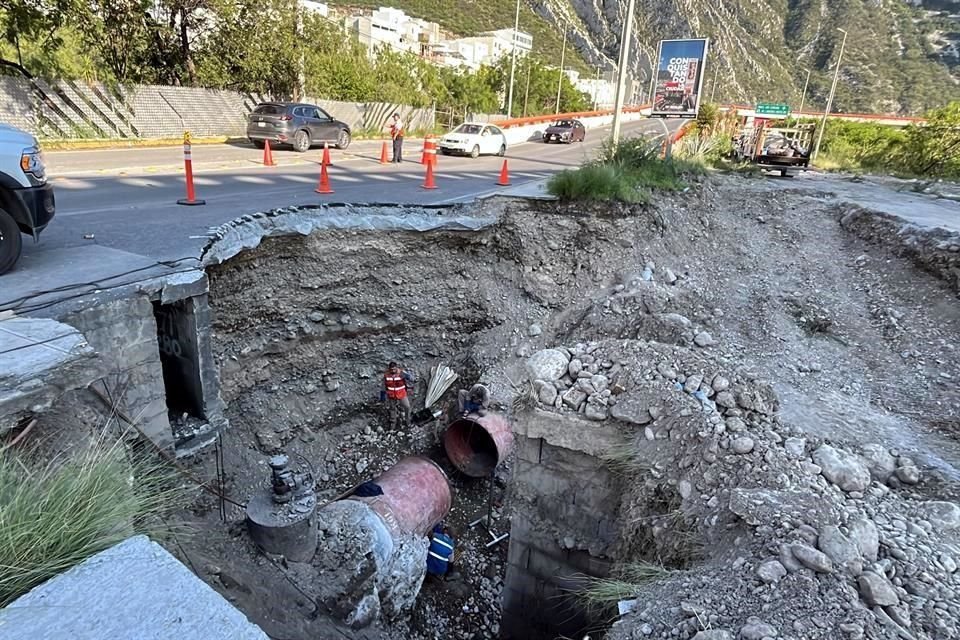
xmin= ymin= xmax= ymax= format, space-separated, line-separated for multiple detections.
xmin=547 ymin=163 xmax=645 ymax=203
xmin=0 ymin=437 xmax=187 ymax=606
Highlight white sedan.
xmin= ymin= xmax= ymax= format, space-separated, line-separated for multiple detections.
xmin=439 ymin=123 xmax=507 ymax=158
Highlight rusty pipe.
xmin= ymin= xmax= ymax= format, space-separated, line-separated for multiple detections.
xmin=349 ymin=456 xmax=452 ymax=537
xmin=443 ymin=412 xmax=514 ymax=478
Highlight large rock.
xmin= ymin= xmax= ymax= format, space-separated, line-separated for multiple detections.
xmin=757 ymin=559 xmax=787 ymax=584
xmin=561 ymin=387 xmax=588 ymax=411
xmin=584 ymin=396 xmax=609 ymax=421
xmin=860 ymin=443 xmax=897 ymax=482
xmin=791 ymin=544 xmax=834 ymax=573
xmin=740 ymin=618 xmax=778 ymax=640
xmin=526 ymin=349 xmax=570 ymax=382
xmin=691 ymin=632 xmax=734 ymax=640
xmin=610 ymin=390 xmax=658 ymax=426
xmin=920 ymin=501 xmax=960 ymax=531
xmin=534 ymin=380 xmax=557 ymax=406
xmin=848 ymin=519 xmax=879 ymax=562
xmin=817 ymin=526 xmax=862 ymax=575
xmin=858 ymin=572 xmax=899 ymax=606
xmin=813 ymin=445 xmax=871 ymax=493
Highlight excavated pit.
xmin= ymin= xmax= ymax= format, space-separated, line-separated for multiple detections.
xmin=171 ymin=179 xmax=960 ymax=640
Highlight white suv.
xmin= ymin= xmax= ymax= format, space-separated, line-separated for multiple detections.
xmin=0 ymin=123 xmax=54 ymax=274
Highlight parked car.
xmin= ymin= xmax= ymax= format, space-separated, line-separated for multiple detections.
xmin=439 ymin=123 xmax=507 ymax=158
xmin=247 ymin=102 xmax=352 ymax=153
xmin=543 ymin=119 xmax=585 ymax=143
xmin=0 ymin=123 xmax=55 ymax=275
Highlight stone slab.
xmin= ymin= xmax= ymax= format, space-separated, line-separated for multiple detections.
xmin=0 ymin=535 xmax=270 ymax=640
xmin=516 ymin=408 xmax=626 ymax=458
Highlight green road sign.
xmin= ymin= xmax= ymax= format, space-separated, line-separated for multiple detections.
xmin=756 ymin=103 xmax=791 ymax=117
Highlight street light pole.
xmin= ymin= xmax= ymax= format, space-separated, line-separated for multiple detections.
xmin=506 ymin=0 xmax=521 ymax=117
xmin=710 ymin=62 xmax=719 ymax=102
xmin=610 ymin=0 xmax=636 ymax=144
xmin=593 ymin=65 xmax=600 ymax=110
xmin=813 ymin=28 xmax=847 ymax=161
xmin=798 ymin=68 xmax=811 ymax=115
xmin=555 ymin=23 xmax=567 ymax=114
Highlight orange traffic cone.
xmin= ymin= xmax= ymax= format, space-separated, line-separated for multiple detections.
xmin=420 ymin=139 xmax=428 ymax=164
xmin=315 ymin=163 xmax=334 ymax=194
xmin=322 ymin=142 xmax=332 ymax=166
xmin=379 ymin=141 xmax=389 ymax=164
xmin=496 ymin=159 xmax=511 ymax=186
xmin=422 ymin=160 xmax=437 ymax=190
xmin=263 ymin=140 xmax=276 ymax=167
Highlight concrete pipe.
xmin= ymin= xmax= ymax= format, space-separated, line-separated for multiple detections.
xmin=443 ymin=412 xmax=514 ymax=478
xmin=350 ymin=456 xmax=452 ymax=537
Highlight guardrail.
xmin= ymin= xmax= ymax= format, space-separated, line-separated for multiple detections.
xmin=494 ymin=105 xmax=650 ymax=130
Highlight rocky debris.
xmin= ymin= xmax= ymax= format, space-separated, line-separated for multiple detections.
xmin=731 ymin=436 xmax=755 ymax=454
xmin=813 ymin=445 xmax=871 ymax=493
xmin=817 ymin=526 xmax=862 ymax=575
xmin=919 ymin=501 xmax=960 ymax=531
xmin=527 ymin=323 xmax=543 ymax=337
xmin=860 ymin=443 xmax=897 ymax=483
xmin=691 ymin=632 xmax=733 ymax=640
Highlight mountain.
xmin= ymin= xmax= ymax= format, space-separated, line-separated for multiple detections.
xmin=333 ymin=0 xmax=959 ymax=114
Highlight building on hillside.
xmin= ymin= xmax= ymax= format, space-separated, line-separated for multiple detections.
xmin=342 ymin=6 xmax=442 ymax=58
xmin=433 ymin=29 xmax=533 ymax=69
xmin=298 ymin=0 xmax=328 ymax=17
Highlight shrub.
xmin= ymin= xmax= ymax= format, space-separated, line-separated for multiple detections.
xmin=546 ymin=163 xmax=646 ymax=203
xmin=0 ymin=437 xmax=187 ymax=606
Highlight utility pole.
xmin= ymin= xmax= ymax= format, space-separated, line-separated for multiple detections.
xmin=798 ymin=68 xmax=811 ymax=115
xmin=710 ymin=63 xmax=720 ymax=102
xmin=506 ymin=0 xmax=521 ymax=117
xmin=295 ymin=2 xmax=305 ymax=100
xmin=555 ymin=22 xmax=567 ymax=114
xmin=813 ymin=28 xmax=847 ymax=160
xmin=610 ymin=0 xmax=636 ymax=144
xmin=523 ymin=60 xmax=532 ymax=116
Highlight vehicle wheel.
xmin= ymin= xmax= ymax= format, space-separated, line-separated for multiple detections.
xmin=336 ymin=130 xmax=351 ymax=150
xmin=293 ymin=129 xmax=311 ymax=153
xmin=470 ymin=145 xmax=480 ymax=158
xmin=440 ymin=148 xmax=449 ymax=155
xmin=497 ymin=144 xmax=506 ymax=157
xmin=579 ymin=134 xmax=585 ymax=142
xmin=252 ymin=140 xmax=265 ymax=149
xmin=779 ymin=168 xmax=788 ymax=177
xmin=0 ymin=208 xmax=23 ymax=276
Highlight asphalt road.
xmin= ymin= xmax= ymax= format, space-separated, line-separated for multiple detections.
xmin=33 ymin=119 xmax=677 ymax=262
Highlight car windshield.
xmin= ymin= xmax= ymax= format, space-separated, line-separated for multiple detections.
xmin=555 ymin=120 xmax=574 ymax=127
xmin=453 ymin=124 xmax=482 ymax=135
xmin=254 ymin=104 xmax=285 ymax=115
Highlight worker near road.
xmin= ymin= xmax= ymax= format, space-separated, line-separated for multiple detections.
xmin=389 ymin=112 xmax=404 ymax=163
xmin=426 ymin=523 xmax=455 ymax=578
xmin=458 ymin=383 xmax=490 ymax=417
xmin=383 ymin=361 xmax=414 ymax=429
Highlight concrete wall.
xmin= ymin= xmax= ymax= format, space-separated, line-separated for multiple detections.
xmin=0 ymin=77 xmax=435 ymax=140
xmin=502 ymin=410 xmax=624 ymax=639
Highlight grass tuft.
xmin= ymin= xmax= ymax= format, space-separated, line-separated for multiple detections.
xmin=0 ymin=436 xmax=188 ymax=606
xmin=578 ymin=562 xmax=673 ymax=608
xmin=547 ymin=163 xmax=647 ymax=203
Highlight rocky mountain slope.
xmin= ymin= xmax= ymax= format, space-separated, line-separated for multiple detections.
xmin=540 ymin=0 xmax=959 ymax=114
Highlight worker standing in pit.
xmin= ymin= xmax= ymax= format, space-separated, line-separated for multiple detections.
xmin=426 ymin=523 xmax=455 ymax=579
xmin=458 ymin=383 xmax=490 ymax=417
xmin=383 ymin=361 xmax=414 ymax=429
xmin=389 ymin=112 xmax=404 ymax=163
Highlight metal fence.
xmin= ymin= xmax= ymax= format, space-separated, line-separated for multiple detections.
xmin=0 ymin=76 xmax=436 ymax=140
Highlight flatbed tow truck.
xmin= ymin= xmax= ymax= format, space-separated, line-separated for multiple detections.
xmin=732 ymin=120 xmax=815 ymax=177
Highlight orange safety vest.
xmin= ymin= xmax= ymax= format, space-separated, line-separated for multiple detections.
xmin=384 ymin=371 xmax=407 ymax=399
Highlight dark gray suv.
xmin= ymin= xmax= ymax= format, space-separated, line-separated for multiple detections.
xmin=246 ymin=102 xmax=352 ymax=152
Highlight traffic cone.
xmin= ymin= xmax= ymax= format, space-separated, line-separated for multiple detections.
xmin=263 ymin=140 xmax=276 ymax=167
xmin=322 ymin=142 xmax=332 ymax=166
xmin=496 ymin=159 xmax=511 ymax=186
xmin=379 ymin=141 xmax=389 ymax=164
xmin=422 ymin=160 xmax=437 ymax=190
xmin=420 ymin=139 xmax=428 ymax=164
xmin=315 ymin=163 xmax=334 ymax=194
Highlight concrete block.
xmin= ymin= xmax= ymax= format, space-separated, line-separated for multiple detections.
xmin=516 ymin=408 xmax=626 ymax=458
xmin=517 ymin=435 xmax=542 ymax=464
xmin=0 ymin=535 xmax=269 ymax=640
xmin=0 ymin=316 xmax=100 ymax=433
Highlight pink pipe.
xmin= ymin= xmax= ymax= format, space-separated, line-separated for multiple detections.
xmin=350 ymin=456 xmax=452 ymax=537
xmin=443 ymin=412 xmax=514 ymax=478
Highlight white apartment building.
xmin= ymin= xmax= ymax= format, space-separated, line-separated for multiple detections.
xmin=298 ymin=0 xmax=328 ymax=17
xmin=435 ymin=28 xmax=533 ymax=68
xmin=343 ymin=6 xmax=442 ymax=57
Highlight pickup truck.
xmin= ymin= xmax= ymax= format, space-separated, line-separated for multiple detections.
xmin=0 ymin=124 xmax=55 ymax=274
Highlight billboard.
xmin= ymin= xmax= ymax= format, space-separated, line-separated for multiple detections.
xmin=650 ymin=38 xmax=709 ymax=118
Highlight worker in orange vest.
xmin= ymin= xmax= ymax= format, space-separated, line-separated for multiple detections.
xmin=389 ymin=112 xmax=404 ymax=163
xmin=382 ymin=361 xmax=414 ymax=429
